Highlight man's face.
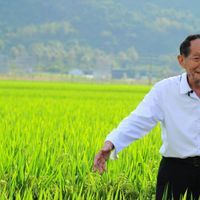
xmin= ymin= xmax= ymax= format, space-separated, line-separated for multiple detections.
xmin=178 ymin=39 xmax=200 ymax=85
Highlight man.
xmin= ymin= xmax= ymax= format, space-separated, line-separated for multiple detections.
xmin=93 ymin=34 xmax=200 ymax=200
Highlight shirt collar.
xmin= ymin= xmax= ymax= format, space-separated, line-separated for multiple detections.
xmin=179 ymin=72 xmax=192 ymax=94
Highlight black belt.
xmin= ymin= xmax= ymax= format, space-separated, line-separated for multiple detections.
xmin=163 ymin=156 xmax=200 ymax=167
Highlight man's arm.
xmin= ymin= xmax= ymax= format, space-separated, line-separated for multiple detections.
xmin=93 ymin=83 xmax=164 ymax=174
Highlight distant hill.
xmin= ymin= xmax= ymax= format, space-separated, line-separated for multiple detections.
xmin=0 ymin=0 xmax=200 ymax=78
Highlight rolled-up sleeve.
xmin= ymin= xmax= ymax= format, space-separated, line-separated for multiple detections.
xmin=105 ymin=83 xmax=164 ymax=159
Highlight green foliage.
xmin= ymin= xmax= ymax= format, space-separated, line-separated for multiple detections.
xmin=0 ymin=81 xmax=156 ymax=199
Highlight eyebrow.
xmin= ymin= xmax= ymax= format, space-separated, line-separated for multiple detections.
xmin=190 ymin=54 xmax=200 ymax=56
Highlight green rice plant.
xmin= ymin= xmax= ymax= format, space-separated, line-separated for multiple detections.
xmin=0 ymin=80 xmax=163 ymax=199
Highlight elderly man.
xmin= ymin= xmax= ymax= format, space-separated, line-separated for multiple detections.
xmin=93 ymin=34 xmax=200 ymax=200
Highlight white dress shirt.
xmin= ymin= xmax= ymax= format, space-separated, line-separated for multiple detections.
xmin=106 ymin=72 xmax=200 ymax=159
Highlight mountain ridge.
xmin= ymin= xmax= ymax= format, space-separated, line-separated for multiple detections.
xmin=0 ymin=0 xmax=199 ymax=77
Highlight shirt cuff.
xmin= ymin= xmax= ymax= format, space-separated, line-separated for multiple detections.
xmin=110 ymin=148 xmax=119 ymax=160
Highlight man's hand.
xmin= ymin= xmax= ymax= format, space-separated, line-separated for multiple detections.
xmin=93 ymin=141 xmax=114 ymax=174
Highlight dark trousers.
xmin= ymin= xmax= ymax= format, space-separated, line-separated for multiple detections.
xmin=156 ymin=157 xmax=200 ymax=200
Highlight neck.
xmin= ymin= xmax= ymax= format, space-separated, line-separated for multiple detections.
xmin=187 ymin=75 xmax=200 ymax=90
xmin=187 ymin=75 xmax=200 ymax=98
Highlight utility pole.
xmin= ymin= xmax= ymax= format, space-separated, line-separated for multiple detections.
xmin=148 ymin=63 xmax=152 ymax=85
xmin=138 ymin=55 xmax=156 ymax=85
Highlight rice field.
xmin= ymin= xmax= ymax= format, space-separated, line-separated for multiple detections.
xmin=0 ymin=80 xmax=163 ymax=199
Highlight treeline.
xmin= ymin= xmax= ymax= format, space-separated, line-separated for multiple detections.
xmin=0 ymin=41 xmax=178 ymax=79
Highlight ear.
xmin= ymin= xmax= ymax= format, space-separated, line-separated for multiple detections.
xmin=177 ymin=55 xmax=186 ymax=69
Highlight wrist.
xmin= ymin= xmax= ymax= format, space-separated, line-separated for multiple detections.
xmin=104 ymin=141 xmax=114 ymax=151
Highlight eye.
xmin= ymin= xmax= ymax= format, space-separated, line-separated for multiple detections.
xmin=192 ymin=57 xmax=200 ymax=62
